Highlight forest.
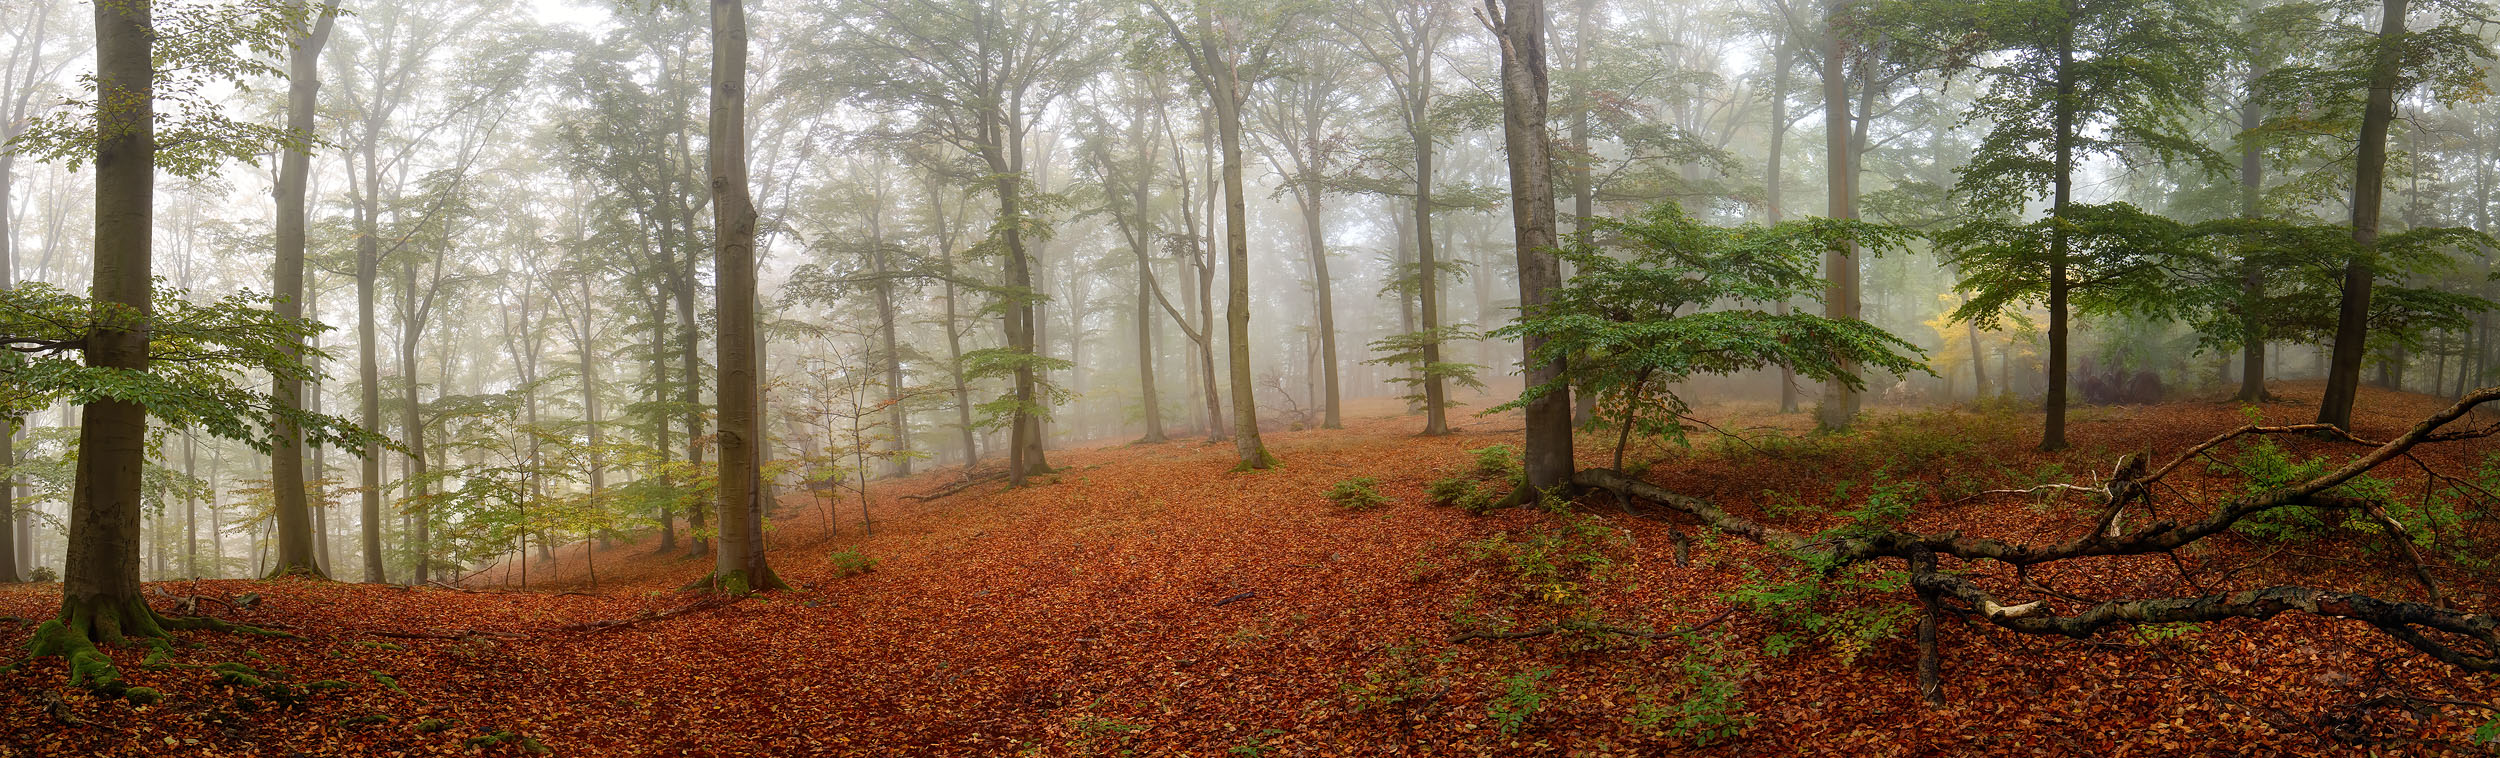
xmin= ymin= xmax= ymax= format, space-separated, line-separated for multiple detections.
xmin=4 ymin=0 xmax=2500 ymax=753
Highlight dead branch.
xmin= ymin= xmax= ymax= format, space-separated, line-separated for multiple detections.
xmin=1573 ymin=386 xmax=2500 ymax=697
xmin=902 ymin=470 xmax=1007 ymax=501
xmin=361 ymin=628 xmax=531 ymax=641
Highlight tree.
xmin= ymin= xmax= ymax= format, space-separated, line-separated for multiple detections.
xmin=10 ymin=0 xmax=374 ymax=692
xmin=1486 ymin=0 xmax=1572 ymax=499
xmin=705 ymin=0 xmax=783 ymax=594
xmin=2293 ymin=0 xmax=2489 ymax=426
xmin=1246 ymin=47 xmax=1357 ymax=430
xmin=1501 ymin=204 xmax=1928 ymax=470
xmin=1342 ymin=0 xmax=1464 ymax=435
xmin=268 ymin=0 xmax=342 ymax=579
xmin=1145 ymin=0 xmax=1298 ymax=470
xmin=825 ymin=0 xmax=1104 ymax=486
xmin=1911 ymin=0 xmax=2228 ymax=450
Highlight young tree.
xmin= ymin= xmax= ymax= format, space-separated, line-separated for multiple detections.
xmin=1913 ymin=0 xmax=2227 ymax=450
xmin=1503 ymin=205 xmax=1927 ymax=470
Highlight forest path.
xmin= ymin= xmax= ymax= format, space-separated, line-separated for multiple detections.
xmin=6 ymin=381 xmax=2500 ymax=756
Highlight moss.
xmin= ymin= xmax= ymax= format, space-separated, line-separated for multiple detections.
xmin=123 ymin=686 xmax=162 ymax=704
xmin=520 ymin=735 xmax=552 ymax=754
xmin=342 ymin=712 xmax=390 ymax=727
xmin=306 ymin=679 xmax=353 ymax=691
xmin=370 ymin=671 xmax=405 ymax=694
xmin=465 ymin=730 xmax=516 ymax=748
xmin=1229 ymin=447 xmax=1281 ymax=473
xmin=208 ymin=661 xmax=265 ymax=688
xmin=416 ymin=717 xmax=455 ymax=733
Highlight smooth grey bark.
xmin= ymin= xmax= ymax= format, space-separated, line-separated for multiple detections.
xmin=270 ymin=0 xmax=342 ymax=579
xmin=708 ymin=0 xmax=780 ymax=592
xmin=1491 ymin=0 xmax=1572 ymax=495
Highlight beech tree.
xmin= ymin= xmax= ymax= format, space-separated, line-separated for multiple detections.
xmin=268 ymin=0 xmax=342 ymax=579
xmin=1909 ymin=0 xmax=2227 ymax=451
xmin=1144 ymin=0 xmax=1300 ymax=470
xmin=1486 ymin=0 xmax=1571 ymax=498
xmin=705 ymin=0 xmax=783 ymax=594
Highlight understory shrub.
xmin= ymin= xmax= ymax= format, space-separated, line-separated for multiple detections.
xmin=1325 ymin=477 xmax=1392 ymax=512
xmin=827 ymin=549 xmax=879 ymax=578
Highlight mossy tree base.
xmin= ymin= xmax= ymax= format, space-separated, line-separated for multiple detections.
xmin=1229 ymin=447 xmax=1279 ymax=473
xmin=26 ymin=593 xmax=293 ymax=702
xmin=682 ymin=566 xmax=791 ymax=595
xmin=264 ymin=564 xmax=331 ymax=581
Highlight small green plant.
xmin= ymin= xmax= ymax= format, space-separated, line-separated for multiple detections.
xmin=1470 ymin=444 xmax=1523 ymax=484
xmin=1226 ymin=729 xmax=1288 ymax=757
xmin=1463 ymin=508 xmax=1631 ymax=608
xmin=27 ymin=566 xmax=57 ymax=583
xmin=1325 ymin=477 xmax=1393 ymax=511
xmin=1626 ymin=634 xmax=1756 ymax=746
xmin=1727 ymin=561 xmax=1916 ymax=663
xmin=1486 ymin=666 xmax=1556 ymax=734
xmin=1343 ymin=641 xmax=1453 ymax=711
xmin=827 ymin=548 xmax=880 ymax=578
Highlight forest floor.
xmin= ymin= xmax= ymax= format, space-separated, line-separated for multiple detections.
xmin=8 ymin=381 xmax=2500 ymax=756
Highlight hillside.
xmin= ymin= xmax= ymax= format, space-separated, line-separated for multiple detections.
xmin=7 ymin=383 xmax=2500 ymax=756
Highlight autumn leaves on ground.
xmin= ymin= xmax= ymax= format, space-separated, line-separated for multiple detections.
xmin=7 ymin=383 xmax=2500 ymax=757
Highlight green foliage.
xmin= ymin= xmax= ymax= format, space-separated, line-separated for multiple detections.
xmin=1324 ymin=477 xmax=1392 ymax=512
xmin=0 ymin=282 xmax=385 ymax=455
xmin=1941 ymin=203 xmax=2195 ymax=332
xmin=1727 ymin=559 xmax=1916 ymax=664
xmin=1469 ymin=445 xmax=1523 ymax=484
xmin=7 ymin=0 xmax=331 ymax=178
xmin=1462 ymin=504 xmax=1631 ymax=608
xmin=827 ymin=549 xmax=881 ymax=578
xmin=1625 ymin=635 xmax=1756 ymax=746
xmin=1363 ymin=325 xmax=1488 ymax=406
xmin=1495 ymin=203 xmax=1927 ymax=467
xmin=1342 ymin=641 xmax=1453 ymax=712
xmin=1486 ymin=666 xmax=1556 ymax=734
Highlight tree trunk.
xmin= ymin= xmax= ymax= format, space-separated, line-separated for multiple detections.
xmin=1200 ymin=13 xmax=1270 ymax=470
xmin=2236 ymin=81 xmax=2268 ymax=403
xmin=706 ymin=0 xmax=782 ymax=593
xmin=1412 ymin=51 xmax=1449 ymax=436
xmin=1817 ymin=0 xmax=1862 ymax=431
xmin=56 ymin=0 xmax=159 ymax=642
xmin=1766 ymin=40 xmax=1801 ymax=414
xmin=2318 ymin=0 xmax=2408 ymax=428
xmin=353 ymin=141 xmax=387 ymax=583
xmin=2039 ymin=6 xmax=2076 ymax=452
xmin=269 ymin=0 xmax=341 ymax=579
xmin=1494 ymin=0 xmax=1572 ymax=496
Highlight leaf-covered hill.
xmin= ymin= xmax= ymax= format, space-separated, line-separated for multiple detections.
xmin=6 ymin=383 xmax=2498 ymax=756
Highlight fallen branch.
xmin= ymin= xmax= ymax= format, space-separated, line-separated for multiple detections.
xmin=361 ymin=628 xmax=531 ymax=641
xmin=902 ymin=470 xmax=1008 ymax=502
xmin=1212 ymin=590 xmax=1256 ymax=607
xmin=1571 ymin=385 xmax=2500 ymax=702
